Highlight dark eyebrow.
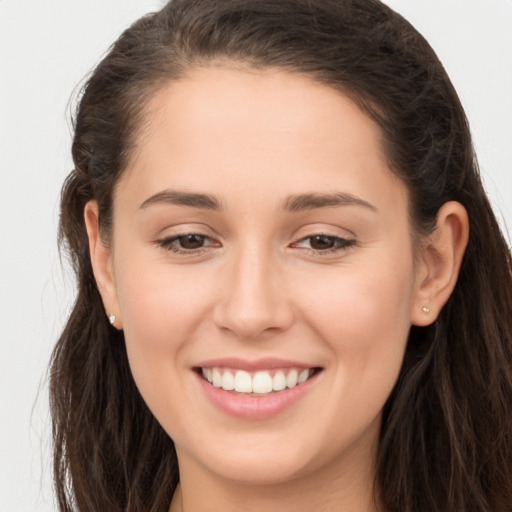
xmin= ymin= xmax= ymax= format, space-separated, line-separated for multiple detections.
xmin=283 ymin=192 xmax=377 ymax=212
xmin=139 ymin=190 xmax=221 ymax=211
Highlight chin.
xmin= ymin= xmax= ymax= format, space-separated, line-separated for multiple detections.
xmin=201 ymin=447 xmax=316 ymax=485
xmin=177 ymin=425 xmax=354 ymax=487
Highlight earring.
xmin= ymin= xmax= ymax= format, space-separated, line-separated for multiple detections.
xmin=109 ymin=315 xmax=116 ymax=325
xmin=422 ymin=306 xmax=430 ymax=313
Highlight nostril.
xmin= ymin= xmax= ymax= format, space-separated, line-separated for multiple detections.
xmin=212 ymin=264 xmax=294 ymax=339
xmin=213 ymin=300 xmax=295 ymax=340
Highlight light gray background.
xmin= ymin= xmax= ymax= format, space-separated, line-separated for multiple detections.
xmin=0 ymin=1 xmax=510 ymax=510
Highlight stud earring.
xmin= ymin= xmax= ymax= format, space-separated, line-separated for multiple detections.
xmin=422 ymin=306 xmax=430 ymax=313
xmin=109 ymin=315 xmax=116 ymax=325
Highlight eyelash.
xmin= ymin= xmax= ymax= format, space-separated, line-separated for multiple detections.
xmin=156 ymin=232 xmax=356 ymax=257
xmin=155 ymin=234 xmax=217 ymax=255
xmin=291 ymin=234 xmax=356 ymax=254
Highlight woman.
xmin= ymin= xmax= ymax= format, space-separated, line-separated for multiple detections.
xmin=50 ymin=0 xmax=512 ymax=511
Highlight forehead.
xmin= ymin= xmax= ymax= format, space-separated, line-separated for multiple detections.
xmin=139 ymin=65 xmax=383 ymax=151
xmin=118 ymin=65 xmax=407 ymax=218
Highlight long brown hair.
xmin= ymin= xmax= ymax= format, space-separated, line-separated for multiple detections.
xmin=50 ymin=1 xmax=512 ymax=510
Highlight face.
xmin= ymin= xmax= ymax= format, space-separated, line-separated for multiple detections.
xmin=99 ymin=67 xmax=424 ymax=485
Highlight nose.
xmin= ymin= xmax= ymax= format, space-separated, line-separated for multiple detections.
xmin=213 ymin=246 xmax=294 ymax=340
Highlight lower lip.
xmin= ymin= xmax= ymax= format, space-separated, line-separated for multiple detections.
xmin=195 ymin=370 xmax=320 ymax=420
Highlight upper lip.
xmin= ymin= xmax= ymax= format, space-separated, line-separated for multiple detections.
xmin=195 ymin=357 xmax=318 ymax=372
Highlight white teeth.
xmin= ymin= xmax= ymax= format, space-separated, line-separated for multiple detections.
xmin=212 ymin=368 xmax=222 ymax=388
xmin=286 ymin=369 xmax=298 ymax=388
xmin=273 ymin=370 xmax=287 ymax=391
xmin=201 ymin=367 xmax=314 ymax=393
xmin=221 ymin=371 xmax=235 ymax=391
xmin=234 ymin=370 xmax=253 ymax=393
xmin=298 ymin=369 xmax=309 ymax=384
xmin=252 ymin=371 xmax=273 ymax=394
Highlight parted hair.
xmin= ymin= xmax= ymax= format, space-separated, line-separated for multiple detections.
xmin=50 ymin=1 xmax=512 ymax=511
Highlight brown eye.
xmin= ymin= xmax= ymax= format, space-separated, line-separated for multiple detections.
xmin=291 ymin=234 xmax=355 ymax=254
xmin=156 ymin=233 xmax=216 ymax=254
xmin=177 ymin=234 xmax=206 ymax=249
xmin=309 ymin=235 xmax=338 ymax=250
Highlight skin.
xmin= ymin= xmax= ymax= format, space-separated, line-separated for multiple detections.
xmin=85 ymin=66 xmax=468 ymax=512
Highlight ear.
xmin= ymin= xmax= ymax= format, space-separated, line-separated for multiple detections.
xmin=411 ymin=201 xmax=469 ymax=326
xmin=84 ymin=201 xmax=122 ymax=329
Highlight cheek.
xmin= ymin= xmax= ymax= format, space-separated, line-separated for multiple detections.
xmin=299 ymin=259 xmax=413 ymax=332
xmin=117 ymin=256 xmax=209 ymax=333
xmin=113 ymin=255 xmax=215 ymax=385
xmin=294 ymin=254 xmax=415 ymax=381
xmin=112 ymin=262 xmax=221 ymax=437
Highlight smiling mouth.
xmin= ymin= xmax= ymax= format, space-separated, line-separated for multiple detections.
xmin=197 ymin=367 xmax=322 ymax=395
